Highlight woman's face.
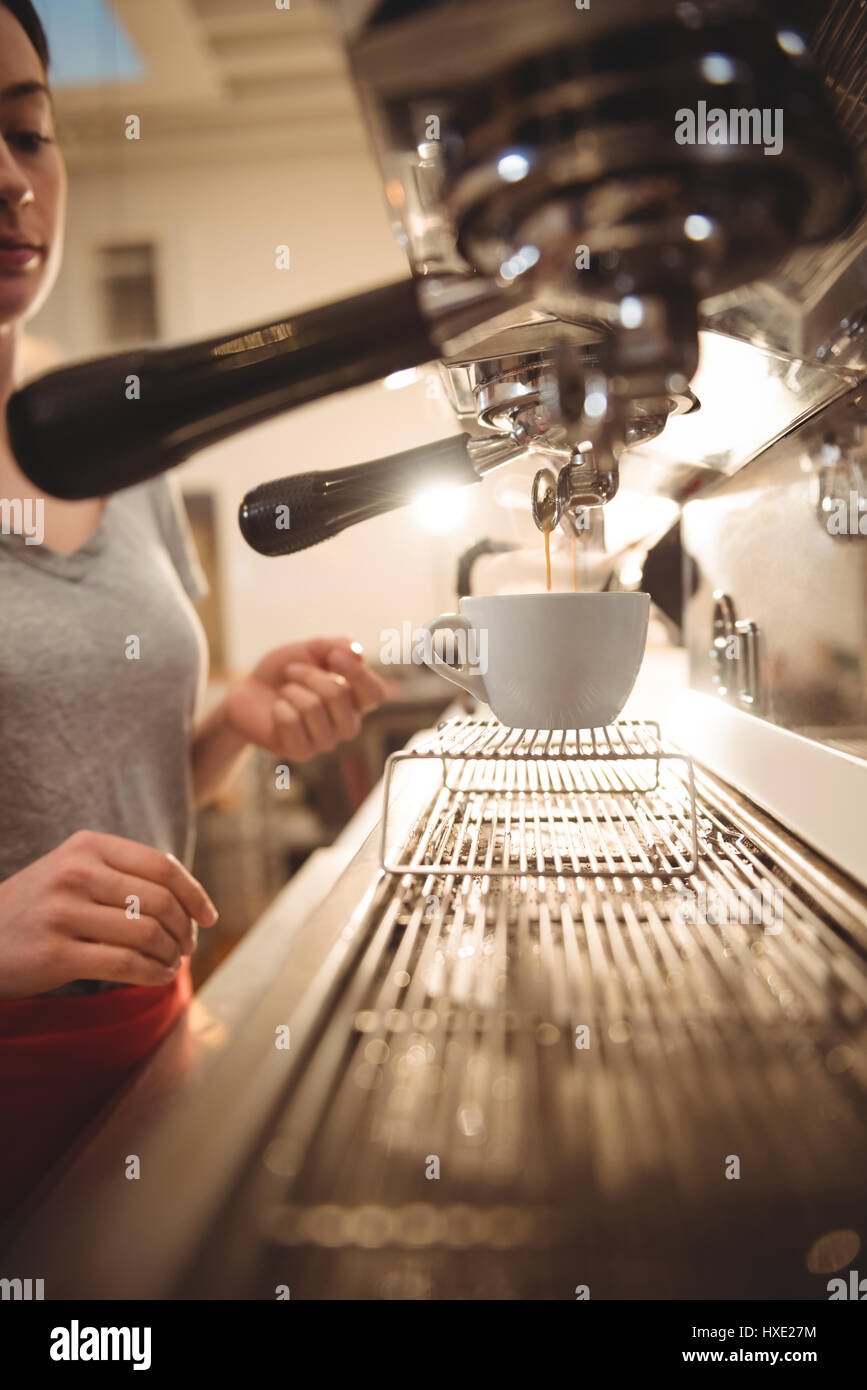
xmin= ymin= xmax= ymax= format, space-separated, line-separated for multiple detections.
xmin=0 ymin=7 xmax=66 ymax=332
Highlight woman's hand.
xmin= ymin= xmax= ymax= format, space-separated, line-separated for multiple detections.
xmin=0 ymin=830 xmax=219 ymax=1000
xmin=223 ymin=636 xmax=388 ymax=760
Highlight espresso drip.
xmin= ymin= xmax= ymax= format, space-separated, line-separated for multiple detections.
xmin=543 ymin=531 xmax=580 ymax=593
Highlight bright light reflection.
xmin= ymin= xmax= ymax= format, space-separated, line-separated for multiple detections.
xmin=497 ymin=152 xmax=530 ymax=182
xmin=685 ymin=214 xmax=714 ymax=241
xmin=413 ymin=486 xmax=467 ymax=533
xmin=620 ymin=295 xmax=645 ymax=328
xmin=619 ymin=560 xmax=644 ymax=587
xmin=777 ymin=29 xmax=807 ymax=56
xmin=383 ymin=368 xmax=420 ymax=390
xmin=499 ymin=243 xmax=541 ymax=281
xmin=701 ymin=53 xmax=736 ymax=83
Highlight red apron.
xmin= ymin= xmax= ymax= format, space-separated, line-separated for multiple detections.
xmin=0 ymin=963 xmax=192 ymax=1221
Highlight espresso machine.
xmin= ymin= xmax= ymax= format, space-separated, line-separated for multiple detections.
xmin=5 ymin=0 xmax=867 ymax=1301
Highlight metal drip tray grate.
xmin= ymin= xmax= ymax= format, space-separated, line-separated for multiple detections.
xmin=183 ymin=725 xmax=867 ymax=1299
xmin=380 ymin=718 xmax=697 ymax=877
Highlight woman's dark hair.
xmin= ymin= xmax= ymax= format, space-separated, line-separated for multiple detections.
xmin=1 ymin=0 xmax=51 ymax=73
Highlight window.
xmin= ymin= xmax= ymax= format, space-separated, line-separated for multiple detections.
xmin=98 ymin=242 xmax=159 ymax=345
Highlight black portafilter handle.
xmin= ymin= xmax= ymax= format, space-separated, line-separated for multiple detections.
xmin=6 ymin=279 xmax=435 ymax=500
xmin=239 ymin=434 xmax=479 ymax=556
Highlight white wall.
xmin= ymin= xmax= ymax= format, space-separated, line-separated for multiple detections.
xmin=28 ymin=148 xmax=501 ymax=671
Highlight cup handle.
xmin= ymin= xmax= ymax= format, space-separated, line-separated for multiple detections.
xmin=421 ymin=613 xmax=489 ymax=704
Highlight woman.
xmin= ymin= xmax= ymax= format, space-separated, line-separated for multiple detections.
xmin=0 ymin=0 xmax=387 ymax=1216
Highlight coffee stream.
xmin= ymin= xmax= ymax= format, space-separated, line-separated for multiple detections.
xmin=544 ymin=530 xmax=580 ymax=593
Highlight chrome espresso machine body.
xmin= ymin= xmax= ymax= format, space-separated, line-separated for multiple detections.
xmin=5 ymin=0 xmax=867 ymax=1300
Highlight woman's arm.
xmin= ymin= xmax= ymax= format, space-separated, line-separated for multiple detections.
xmin=191 ymin=699 xmax=252 ymax=809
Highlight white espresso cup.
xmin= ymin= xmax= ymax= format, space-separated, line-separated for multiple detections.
xmin=422 ymin=592 xmax=650 ymax=729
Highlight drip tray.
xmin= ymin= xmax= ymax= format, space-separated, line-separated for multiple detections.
xmin=183 ymin=722 xmax=867 ymax=1299
xmin=380 ymin=719 xmax=698 ymax=878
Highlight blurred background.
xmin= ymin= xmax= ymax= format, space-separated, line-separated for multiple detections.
xmin=21 ymin=0 xmax=682 ymax=982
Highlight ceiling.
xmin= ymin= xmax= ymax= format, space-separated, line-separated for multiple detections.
xmin=49 ymin=0 xmax=369 ymax=169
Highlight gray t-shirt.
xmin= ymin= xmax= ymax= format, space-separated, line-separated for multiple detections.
xmin=0 ymin=474 xmax=209 ymax=992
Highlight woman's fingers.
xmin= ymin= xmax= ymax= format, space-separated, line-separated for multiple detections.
xmin=272 ymin=650 xmax=384 ymax=759
xmin=278 ymin=677 xmax=338 ymax=751
xmin=324 ymin=648 xmax=388 ymax=712
xmin=284 ymin=664 xmax=362 ymax=742
xmin=76 ymin=831 xmax=218 ymax=929
xmin=62 ymin=939 xmax=180 ymax=989
xmin=61 ymin=901 xmax=183 ymax=969
xmin=272 ymin=695 xmax=316 ymax=760
xmin=297 ymin=635 xmax=361 ymax=665
xmin=0 ymin=831 xmax=214 ymax=999
xmin=251 ymin=636 xmax=360 ymax=685
xmin=77 ymin=866 xmax=197 ymax=955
